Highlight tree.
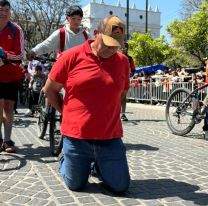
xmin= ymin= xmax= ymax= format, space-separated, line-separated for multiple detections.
xmin=163 ymin=48 xmax=200 ymax=68
xmin=167 ymin=0 xmax=208 ymax=63
xmin=10 ymin=0 xmax=79 ymax=48
xmin=181 ymin=0 xmax=204 ymax=19
xmin=127 ymin=33 xmax=173 ymax=67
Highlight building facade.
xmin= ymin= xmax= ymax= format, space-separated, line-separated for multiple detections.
xmin=82 ymin=0 xmax=161 ymax=39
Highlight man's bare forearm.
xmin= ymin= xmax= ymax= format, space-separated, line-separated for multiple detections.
xmin=44 ymin=78 xmax=64 ymax=113
xmin=46 ymin=91 xmax=63 ymax=113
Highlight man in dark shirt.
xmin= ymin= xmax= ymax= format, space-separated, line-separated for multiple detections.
xmin=121 ymin=42 xmax=135 ymax=121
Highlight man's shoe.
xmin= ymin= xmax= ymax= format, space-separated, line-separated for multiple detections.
xmin=3 ymin=140 xmax=16 ymax=153
xmin=24 ymin=109 xmax=32 ymax=117
xmin=121 ymin=114 xmax=128 ymax=121
xmin=90 ymin=162 xmax=102 ymax=183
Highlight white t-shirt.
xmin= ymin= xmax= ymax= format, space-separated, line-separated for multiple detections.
xmin=32 ymin=24 xmax=90 ymax=55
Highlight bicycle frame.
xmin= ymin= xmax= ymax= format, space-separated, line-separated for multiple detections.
xmin=177 ymin=73 xmax=208 ymax=121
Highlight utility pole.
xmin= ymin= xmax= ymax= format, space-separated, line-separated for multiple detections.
xmin=126 ymin=0 xmax=129 ymax=40
xmin=145 ymin=0 xmax=148 ymax=33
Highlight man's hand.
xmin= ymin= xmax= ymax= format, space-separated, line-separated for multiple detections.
xmin=0 ymin=47 xmax=7 ymax=59
xmin=26 ymin=50 xmax=36 ymax=61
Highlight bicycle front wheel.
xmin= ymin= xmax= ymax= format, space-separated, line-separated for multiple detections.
xmin=49 ymin=107 xmax=62 ymax=156
xmin=166 ymin=88 xmax=196 ymax=136
xmin=36 ymin=90 xmax=49 ymax=139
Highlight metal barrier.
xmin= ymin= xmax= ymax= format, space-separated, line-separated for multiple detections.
xmin=127 ymin=77 xmax=207 ymax=104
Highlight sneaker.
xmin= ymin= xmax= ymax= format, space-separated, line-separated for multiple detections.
xmin=3 ymin=140 xmax=16 ymax=153
xmin=90 ymin=162 xmax=102 ymax=183
xmin=121 ymin=114 xmax=128 ymax=121
xmin=24 ymin=109 xmax=32 ymax=117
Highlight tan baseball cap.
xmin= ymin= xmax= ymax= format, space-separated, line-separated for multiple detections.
xmin=101 ymin=16 xmax=125 ymax=48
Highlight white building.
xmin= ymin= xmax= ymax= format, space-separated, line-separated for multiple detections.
xmin=82 ymin=0 xmax=161 ymax=39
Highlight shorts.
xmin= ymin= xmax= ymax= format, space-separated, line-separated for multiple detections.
xmin=0 ymin=82 xmax=19 ymax=101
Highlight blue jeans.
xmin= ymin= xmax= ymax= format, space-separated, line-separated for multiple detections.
xmin=59 ymin=136 xmax=130 ymax=193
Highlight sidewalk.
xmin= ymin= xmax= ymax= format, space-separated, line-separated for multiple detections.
xmin=1 ymin=103 xmax=208 ymax=206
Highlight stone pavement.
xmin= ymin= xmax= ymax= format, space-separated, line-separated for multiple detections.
xmin=1 ymin=103 xmax=208 ymax=206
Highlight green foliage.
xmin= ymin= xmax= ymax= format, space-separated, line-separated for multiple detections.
xmin=163 ymin=48 xmax=201 ymax=68
xmin=127 ymin=33 xmax=173 ymax=67
xmin=166 ymin=0 xmax=208 ymax=63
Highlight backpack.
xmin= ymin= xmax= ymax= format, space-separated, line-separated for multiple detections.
xmin=59 ymin=27 xmax=88 ymax=53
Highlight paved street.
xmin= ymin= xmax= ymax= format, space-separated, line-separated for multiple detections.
xmin=1 ymin=103 xmax=208 ymax=206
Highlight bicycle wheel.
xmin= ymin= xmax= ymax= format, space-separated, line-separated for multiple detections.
xmin=166 ymin=88 xmax=196 ymax=136
xmin=49 ymin=107 xmax=62 ymax=156
xmin=21 ymin=89 xmax=29 ymax=106
xmin=36 ymin=90 xmax=49 ymax=139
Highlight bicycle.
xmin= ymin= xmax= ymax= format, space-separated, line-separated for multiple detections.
xmin=165 ymin=67 xmax=208 ymax=136
xmin=36 ymin=89 xmax=63 ymax=156
xmin=20 ymin=78 xmax=30 ymax=106
xmin=34 ymin=56 xmax=63 ymax=156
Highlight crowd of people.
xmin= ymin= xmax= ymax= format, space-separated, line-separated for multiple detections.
xmin=131 ymin=65 xmax=207 ymax=87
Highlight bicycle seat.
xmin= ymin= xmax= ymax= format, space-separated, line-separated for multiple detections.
xmin=185 ymin=68 xmax=200 ymax=74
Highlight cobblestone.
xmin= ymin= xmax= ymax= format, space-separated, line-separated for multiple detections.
xmin=1 ymin=104 xmax=208 ymax=205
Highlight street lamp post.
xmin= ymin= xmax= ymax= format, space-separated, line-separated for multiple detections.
xmin=127 ymin=0 xmax=148 ymax=38
xmin=145 ymin=0 xmax=148 ymax=33
xmin=126 ymin=0 xmax=129 ymax=40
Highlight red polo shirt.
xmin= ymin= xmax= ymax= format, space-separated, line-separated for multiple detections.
xmin=49 ymin=40 xmax=130 ymax=140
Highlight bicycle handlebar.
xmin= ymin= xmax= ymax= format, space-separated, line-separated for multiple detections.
xmin=34 ymin=56 xmax=56 ymax=62
xmin=0 ymin=57 xmax=22 ymax=66
xmin=1 ymin=59 xmax=22 ymax=64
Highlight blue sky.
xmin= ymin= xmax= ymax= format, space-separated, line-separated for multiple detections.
xmin=81 ymin=0 xmax=183 ymax=39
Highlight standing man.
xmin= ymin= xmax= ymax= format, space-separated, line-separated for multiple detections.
xmin=44 ymin=16 xmax=130 ymax=194
xmin=0 ymin=0 xmax=24 ymax=152
xmin=26 ymin=5 xmax=90 ymax=116
xmin=121 ymin=42 xmax=135 ymax=121
xmin=27 ymin=5 xmax=90 ymax=60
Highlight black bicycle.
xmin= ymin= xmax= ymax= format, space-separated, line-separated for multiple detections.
xmin=34 ymin=56 xmax=63 ymax=156
xmin=165 ymin=67 xmax=208 ymax=136
xmin=36 ymin=89 xmax=49 ymax=139
xmin=20 ymin=78 xmax=30 ymax=106
xmin=35 ymin=89 xmax=63 ymax=156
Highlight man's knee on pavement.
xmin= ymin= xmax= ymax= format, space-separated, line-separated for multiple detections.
xmin=63 ymin=175 xmax=88 ymax=191
xmin=104 ymin=178 xmax=130 ymax=194
xmin=102 ymin=173 xmax=130 ymax=194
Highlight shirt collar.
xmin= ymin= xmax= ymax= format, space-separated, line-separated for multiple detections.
xmin=65 ymin=24 xmax=84 ymax=35
xmin=84 ymin=39 xmax=94 ymax=54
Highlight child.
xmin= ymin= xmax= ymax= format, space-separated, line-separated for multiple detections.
xmin=24 ymin=65 xmax=46 ymax=117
